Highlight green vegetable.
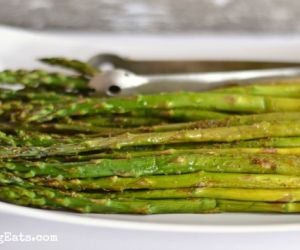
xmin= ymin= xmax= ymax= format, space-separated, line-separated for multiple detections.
xmin=1 ymin=57 xmax=300 ymax=214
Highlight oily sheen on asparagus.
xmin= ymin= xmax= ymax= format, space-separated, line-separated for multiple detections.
xmin=2 ymin=57 xmax=300 ymax=214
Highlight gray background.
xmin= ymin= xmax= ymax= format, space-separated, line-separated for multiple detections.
xmin=0 ymin=0 xmax=300 ymax=33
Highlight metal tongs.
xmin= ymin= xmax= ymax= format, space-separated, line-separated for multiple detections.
xmin=88 ymin=54 xmax=300 ymax=96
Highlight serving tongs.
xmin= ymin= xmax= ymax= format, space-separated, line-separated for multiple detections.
xmin=88 ymin=53 xmax=300 ymax=96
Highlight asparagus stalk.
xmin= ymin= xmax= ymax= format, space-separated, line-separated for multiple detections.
xmin=217 ymin=199 xmax=300 ymax=213
xmin=77 ymin=121 xmax=300 ymax=150
xmin=6 ymin=153 xmax=300 ymax=178
xmin=136 ymin=112 xmax=300 ymax=132
xmin=34 ymin=112 xmax=300 ymax=136
xmin=40 ymin=57 xmax=99 ymax=76
xmin=2 ymin=184 xmax=300 ymax=213
xmin=0 ymin=90 xmax=77 ymax=102
xmin=11 ymin=130 xmax=85 ymax=147
xmin=0 ymin=186 xmax=50 ymax=208
xmin=83 ymin=187 xmax=300 ymax=202
xmin=1 ymin=121 xmax=300 ymax=158
xmin=80 ymin=115 xmax=166 ymax=127
xmin=85 ymin=109 xmax=230 ymax=123
xmin=0 ymin=185 xmax=217 ymax=214
xmin=65 ymin=135 xmax=300 ymax=162
xmin=0 ymin=70 xmax=88 ymax=91
xmin=56 ymin=137 xmax=300 ymax=160
xmin=214 ymin=82 xmax=300 ymax=98
xmin=146 ymin=109 xmax=230 ymax=122
xmin=31 ymin=171 xmax=300 ymax=191
xmin=0 ymin=123 xmax=89 ymax=146
xmin=1 ymin=169 xmax=300 ymax=213
xmin=0 ymin=131 xmax=16 ymax=146
xmin=0 ymin=171 xmax=32 ymax=187
xmin=63 ymin=112 xmax=300 ymax=133
xmin=23 ymin=92 xmax=300 ymax=123
xmin=39 ymin=122 xmax=128 ymax=135
xmin=0 ymin=91 xmax=232 ymax=123
xmin=72 ymin=147 xmax=300 ymax=160
xmin=208 ymin=137 xmax=300 ymax=149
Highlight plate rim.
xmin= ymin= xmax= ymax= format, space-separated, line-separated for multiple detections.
xmin=2 ymin=201 xmax=300 ymax=233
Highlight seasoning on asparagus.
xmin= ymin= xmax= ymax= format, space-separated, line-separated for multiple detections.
xmin=1 ymin=57 xmax=300 ymax=214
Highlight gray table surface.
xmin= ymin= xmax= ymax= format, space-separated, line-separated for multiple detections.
xmin=1 ymin=0 xmax=300 ymax=34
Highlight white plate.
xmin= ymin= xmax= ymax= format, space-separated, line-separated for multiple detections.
xmin=2 ymin=26 xmax=300 ymax=233
xmin=3 ymin=201 xmax=300 ymax=233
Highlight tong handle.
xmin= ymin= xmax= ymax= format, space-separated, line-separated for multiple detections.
xmin=89 ymin=67 xmax=300 ymax=96
xmin=88 ymin=53 xmax=300 ymax=75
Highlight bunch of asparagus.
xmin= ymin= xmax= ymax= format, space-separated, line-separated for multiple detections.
xmin=2 ymin=58 xmax=300 ymax=214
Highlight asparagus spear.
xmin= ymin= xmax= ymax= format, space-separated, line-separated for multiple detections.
xmin=214 ymin=82 xmax=300 ymax=98
xmin=62 ymin=137 xmax=300 ymax=160
xmin=77 ymin=121 xmax=300 ymax=150
xmin=0 ymin=185 xmax=217 ymax=214
xmin=1 ymin=121 xmax=300 ymax=158
xmin=1 ymin=169 xmax=300 ymax=213
xmin=6 ymin=153 xmax=300 ymax=178
xmin=2 ymin=185 xmax=300 ymax=213
xmin=83 ymin=187 xmax=300 ymax=202
xmin=138 ymin=112 xmax=300 ymax=132
xmin=217 ymin=199 xmax=300 ymax=213
xmin=72 ymin=147 xmax=300 ymax=160
xmin=209 ymin=137 xmax=300 ymax=148
xmin=0 ymin=90 xmax=77 ymax=102
xmin=0 ymin=131 xmax=16 ymax=146
xmin=11 ymin=130 xmax=85 ymax=147
xmin=80 ymin=115 xmax=166 ymax=127
xmin=0 ymin=186 xmax=50 ymax=208
xmin=0 ymin=173 xmax=215 ymax=213
xmin=0 ymin=171 xmax=32 ymax=187
xmin=39 ymin=122 xmax=128 ymax=135
xmin=147 ymin=109 xmax=230 ymax=122
xmin=30 ymin=171 xmax=300 ymax=191
xmin=40 ymin=57 xmax=99 ymax=76
xmin=0 ymin=70 xmax=88 ymax=91
xmin=0 ymin=123 xmax=89 ymax=146
xmin=23 ymin=92 xmax=300 ymax=122
xmin=60 ymin=112 xmax=300 ymax=133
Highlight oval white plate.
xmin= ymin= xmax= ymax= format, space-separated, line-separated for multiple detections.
xmin=2 ymin=26 xmax=300 ymax=233
xmin=2 ymin=201 xmax=300 ymax=233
